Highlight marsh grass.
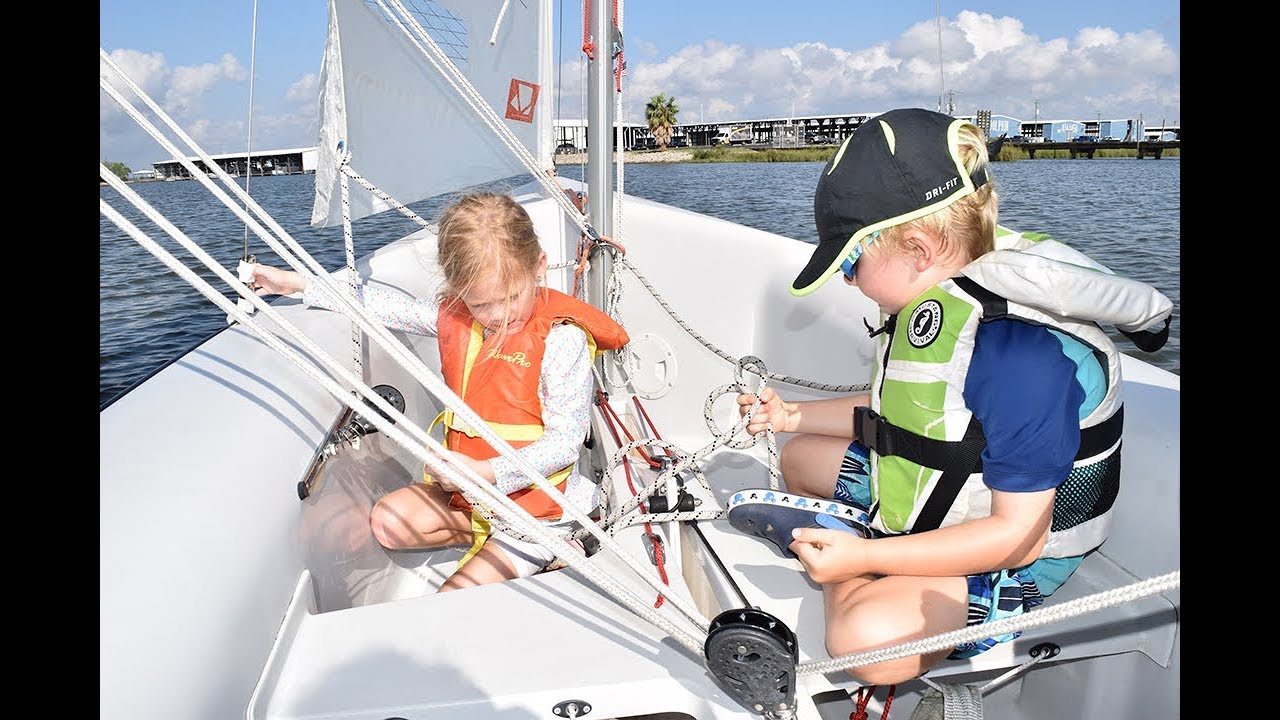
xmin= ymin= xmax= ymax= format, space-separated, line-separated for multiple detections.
xmin=689 ymin=146 xmax=838 ymax=162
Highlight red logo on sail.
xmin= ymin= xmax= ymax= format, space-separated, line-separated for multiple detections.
xmin=505 ymin=78 xmax=540 ymax=123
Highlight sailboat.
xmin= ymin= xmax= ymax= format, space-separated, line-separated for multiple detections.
xmin=99 ymin=2 xmax=1179 ymax=719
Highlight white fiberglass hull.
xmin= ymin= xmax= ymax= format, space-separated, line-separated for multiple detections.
xmin=100 ymin=182 xmax=1179 ymax=720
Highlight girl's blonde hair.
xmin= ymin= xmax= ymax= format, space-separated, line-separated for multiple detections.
xmin=878 ymin=121 xmax=999 ymax=265
xmin=435 ymin=192 xmax=544 ymax=314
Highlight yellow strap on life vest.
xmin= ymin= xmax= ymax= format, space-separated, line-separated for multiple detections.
xmin=456 ymin=511 xmax=491 ymax=570
xmin=452 ymin=462 xmax=574 ymax=572
xmin=441 ymin=411 xmax=548 ymax=442
xmin=421 ymin=410 xmax=449 ymax=484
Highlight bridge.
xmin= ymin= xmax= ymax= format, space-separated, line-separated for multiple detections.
xmin=1014 ymin=140 xmax=1180 ymax=159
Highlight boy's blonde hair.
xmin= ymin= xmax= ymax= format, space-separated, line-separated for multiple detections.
xmin=877 ymin=122 xmax=999 ymax=265
xmin=435 ymin=192 xmax=544 ymax=312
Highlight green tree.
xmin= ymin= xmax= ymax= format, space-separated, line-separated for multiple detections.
xmin=105 ymin=161 xmax=131 ymax=181
xmin=644 ymin=93 xmax=679 ymax=150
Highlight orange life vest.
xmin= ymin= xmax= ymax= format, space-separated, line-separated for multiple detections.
xmin=435 ymin=287 xmax=629 ymax=520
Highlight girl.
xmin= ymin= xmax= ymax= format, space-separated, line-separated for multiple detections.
xmin=251 ymin=192 xmax=628 ymax=591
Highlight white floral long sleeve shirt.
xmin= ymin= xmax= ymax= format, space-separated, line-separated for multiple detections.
xmin=303 ymin=279 xmax=598 ymax=513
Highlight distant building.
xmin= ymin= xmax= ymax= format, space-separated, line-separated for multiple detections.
xmin=127 ymin=169 xmax=158 ymax=181
xmin=151 ymin=147 xmax=319 ymax=180
xmin=955 ymin=112 xmax=1021 ymax=139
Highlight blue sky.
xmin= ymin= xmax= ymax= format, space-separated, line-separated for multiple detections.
xmin=100 ymin=1 xmax=1180 ymax=169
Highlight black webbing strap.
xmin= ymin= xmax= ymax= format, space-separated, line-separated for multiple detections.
xmin=854 ymin=405 xmax=986 ymax=474
xmin=856 ymin=402 xmax=1123 ymax=532
xmin=1077 ymin=404 xmax=1122 ymax=460
xmin=855 ymin=406 xmax=988 ymax=533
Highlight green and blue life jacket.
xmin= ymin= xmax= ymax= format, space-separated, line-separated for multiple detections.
xmin=857 ymin=227 xmax=1172 ymax=559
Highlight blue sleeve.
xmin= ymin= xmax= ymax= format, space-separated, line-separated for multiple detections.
xmin=964 ymin=320 xmax=1085 ymax=493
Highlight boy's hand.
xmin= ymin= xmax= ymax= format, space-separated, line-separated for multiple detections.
xmin=736 ymin=386 xmax=797 ymax=434
xmin=789 ymin=527 xmax=865 ymax=584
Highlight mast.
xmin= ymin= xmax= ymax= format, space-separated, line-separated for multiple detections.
xmin=586 ymin=0 xmax=614 ymax=313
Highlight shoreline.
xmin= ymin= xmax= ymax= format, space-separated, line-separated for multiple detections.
xmin=554 ymin=149 xmax=694 ymax=164
xmin=554 ymin=145 xmax=1180 ymax=165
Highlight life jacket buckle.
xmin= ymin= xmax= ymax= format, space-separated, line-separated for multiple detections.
xmin=854 ymin=406 xmax=896 ymax=457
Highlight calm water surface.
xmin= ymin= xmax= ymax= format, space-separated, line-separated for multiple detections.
xmin=100 ymin=158 xmax=1179 ymax=406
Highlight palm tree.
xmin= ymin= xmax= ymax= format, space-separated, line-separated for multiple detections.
xmin=645 ymin=93 xmax=679 ymax=150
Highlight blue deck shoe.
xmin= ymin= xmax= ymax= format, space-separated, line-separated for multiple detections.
xmin=726 ymin=489 xmax=870 ymax=559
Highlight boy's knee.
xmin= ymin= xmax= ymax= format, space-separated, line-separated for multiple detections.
xmin=779 ymin=434 xmax=828 ymax=495
xmin=825 ymin=606 xmax=938 ymax=686
xmin=778 ymin=437 xmax=809 ymax=487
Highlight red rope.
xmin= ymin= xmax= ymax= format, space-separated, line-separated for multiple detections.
xmin=583 ymin=1 xmax=624 ymax=87
xmin=612 ymin=0 xmax=623 ymax=91
xmin=581 ymin=1 xmax=594 ymax=59
xmin=850 ymin=684 xmax=896 ymax=720
xmin=594 ymin=391 xmax=671 ymax=606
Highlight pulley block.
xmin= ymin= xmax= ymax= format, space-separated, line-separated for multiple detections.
xmin=704 ymin=607 xmax=798 ymax=717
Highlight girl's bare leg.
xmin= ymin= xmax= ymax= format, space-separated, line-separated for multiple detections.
xmin=369 ymin=482 xmax=473 ymax=549
xmin=438 ymin=542 xmax=521 ymax=592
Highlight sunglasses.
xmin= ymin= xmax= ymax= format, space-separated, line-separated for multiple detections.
xmin=839 ymin=231 xmax=880 ymax=281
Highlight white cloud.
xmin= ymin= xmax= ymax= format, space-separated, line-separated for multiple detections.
xmin=100 ymin=48 xmax=321 ymax=169
xmin=602 ymin=12 xmax=1177 ymax=126
xmin=165 ymin=53 xmax=246 ymax=116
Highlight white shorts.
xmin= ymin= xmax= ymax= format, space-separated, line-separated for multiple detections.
xmin=487 ymin=518 xmax=584 ymax=578
xmin=484 ymin=471 xmax=598 ymax=577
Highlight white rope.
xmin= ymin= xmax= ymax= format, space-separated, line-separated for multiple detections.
xmin=580 ymin=357 xmax=776 ymax=536
xmin=101 ymin=49 xmax=713 ymax=641
xmin=798 ymin=570 xmax=1180 ymax=677
xmin=338 ymin=148 xmax=363 ymax=374
xmin=100 ymin=167 xmax=709 ymax=657
xmin=339 ymin=164 xmax=434 ymax=228
xmin=488 ymin=0 xmax=512 ymax=45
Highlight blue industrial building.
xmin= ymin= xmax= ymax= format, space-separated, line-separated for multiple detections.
xmin=981 ymin=114 xmax=1022 ymax=138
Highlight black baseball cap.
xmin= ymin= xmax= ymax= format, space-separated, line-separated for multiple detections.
xmin=790 ymin=108 xmax=990 ymax=296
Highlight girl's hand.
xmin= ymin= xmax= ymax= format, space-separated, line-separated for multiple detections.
xmin=429 ymin=451 xmax=494 ymax=493
xmin=735 ymin=385 xmax=797 ymax=434
xmin=249 ymin=263 xmax=307 ymax=296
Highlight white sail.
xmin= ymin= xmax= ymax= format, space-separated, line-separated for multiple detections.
xmin=312 ymin=0 xmax=553 ymax=227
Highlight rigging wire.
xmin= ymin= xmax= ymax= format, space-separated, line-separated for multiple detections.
xmin=556 ymin=0 xmax=564 ymax=126
xmin=242 ymin=0 xmax=259 ymax=254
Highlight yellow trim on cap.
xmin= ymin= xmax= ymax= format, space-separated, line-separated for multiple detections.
xmin=791 ymin=117 xmax=984 ymax=298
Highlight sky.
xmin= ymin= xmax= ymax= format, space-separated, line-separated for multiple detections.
xmin=100 ymin=0 xmax=1181 ymax=170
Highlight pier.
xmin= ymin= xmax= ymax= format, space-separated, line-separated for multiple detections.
xmin=1015 ymin=140 xmax=1179 ymax=159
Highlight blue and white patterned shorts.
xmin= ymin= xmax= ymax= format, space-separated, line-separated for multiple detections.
xmin=834 ymin=441 xmax=1044 ymax=660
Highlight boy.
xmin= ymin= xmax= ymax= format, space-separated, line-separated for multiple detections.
xmin=734 ymin=108 xmax=1171 ymax=685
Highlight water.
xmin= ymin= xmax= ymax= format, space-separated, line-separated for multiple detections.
xmin=100 ymin=158 xmax=1179 ymax=406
